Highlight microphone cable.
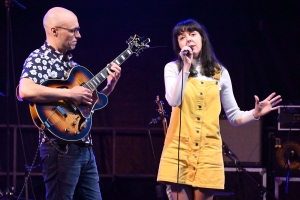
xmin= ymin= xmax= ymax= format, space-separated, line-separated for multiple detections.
xmin=176 ymin=60 xmax=184 ymax=199
xmin=285 ymin=118 xmax=295 ymax=195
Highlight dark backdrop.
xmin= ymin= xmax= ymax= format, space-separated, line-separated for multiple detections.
xmin=0 ymin=0 xmax=300 ymax=199
xmin=1 ymin=0 xmax=300 ymax=128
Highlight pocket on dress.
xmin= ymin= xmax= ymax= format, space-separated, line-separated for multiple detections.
xmin=203 ymin=139 xmax=223 ymax=166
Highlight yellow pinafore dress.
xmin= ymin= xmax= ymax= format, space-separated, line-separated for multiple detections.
xmin=157 ymin=74 xmax=224 ymax=189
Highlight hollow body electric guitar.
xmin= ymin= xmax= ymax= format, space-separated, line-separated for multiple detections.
xmin=30 ymin=35 xmax=150 ymax=141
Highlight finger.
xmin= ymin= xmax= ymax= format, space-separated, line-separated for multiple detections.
xmin=270 ymin=95 xmax=282 ymax=103
xmin=254 ymin=95 xmax=259 ymax=104
xmin=106 ymin=68 xmax=113 ymax=75
xmin=271 ymin=98 xmax=282 ymax=106
xmin=111 ymin=66 xmax=121 ymax=74
xmin=114 ymin=68 xmax=121 ymax=74
xmin=271 ymin=106 xmax=280 ymax=110
xmin=85 ymin=88 xmax=92 ymax=93
xmin=266 ymin=92 xmax=276 ymax=100
xmin=111 ymin=62 xmax=120 ymax=68
xmin=86 ymin=93 xmax=92 ymax=98
xmin=84 ymin=96 xmax=93 ymax=105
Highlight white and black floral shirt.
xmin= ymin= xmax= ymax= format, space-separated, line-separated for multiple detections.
xmin=20 ymin=41 xmax=92 ymax=145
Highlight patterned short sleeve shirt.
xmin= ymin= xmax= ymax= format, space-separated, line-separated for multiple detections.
xmin=21 ymin=42 xmax=78 ymax=83
xmin=20 ymin=41 xmax=92 ymax=144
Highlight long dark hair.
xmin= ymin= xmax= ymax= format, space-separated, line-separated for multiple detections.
xmin=172 ymin=19 xmax=221 ymax=77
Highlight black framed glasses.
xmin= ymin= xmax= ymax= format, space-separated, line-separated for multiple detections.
xmin=55 ymin=26 xmax=80 ymax=35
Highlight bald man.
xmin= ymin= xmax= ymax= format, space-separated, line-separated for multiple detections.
xmin=18 ymin=7 xmax=121 ymax=200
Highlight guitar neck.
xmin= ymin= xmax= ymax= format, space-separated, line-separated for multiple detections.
xmin=84 ymin=48 xmax=134 ymax=91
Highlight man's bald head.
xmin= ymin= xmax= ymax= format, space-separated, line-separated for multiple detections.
xmin=43 ymin=7 xmax=77 ymax=35
xmin=43 ymin=7 xmax=80 ymax=53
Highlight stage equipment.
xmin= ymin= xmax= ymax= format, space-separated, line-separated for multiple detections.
xmin=220 ymin=115 xmax=262 ymax=167
xmin=278 ymin=105 xmax=300 ymax=131
xmin=274 ymin=177 xmax=300 ymax=200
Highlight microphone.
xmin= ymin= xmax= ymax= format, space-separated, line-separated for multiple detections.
xmin=182 ymin=46 xmax=193 ymax=56
xmin=147 ymin=116 xmax=163 ymax=128
xmin=151 ymin=116 xmax=162 ymax=124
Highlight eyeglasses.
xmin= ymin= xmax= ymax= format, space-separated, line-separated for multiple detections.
xmin=55 ymin=26 xmax=80 ymax=35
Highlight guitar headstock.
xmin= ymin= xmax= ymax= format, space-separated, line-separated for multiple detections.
xmin=127 ymin=34 xmax=150 ymax=56
xmin=155 ymin=95 xmax=166 ymax=118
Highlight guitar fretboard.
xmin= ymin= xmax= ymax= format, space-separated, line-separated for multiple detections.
xmin=84 ymin=48 xmax=133 ymax=91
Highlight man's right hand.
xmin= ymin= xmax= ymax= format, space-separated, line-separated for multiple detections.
xmin=69 ymin=86 xmax=93 ymax=105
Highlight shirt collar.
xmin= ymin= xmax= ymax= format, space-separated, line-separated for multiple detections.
xmin=42 ymin=41 xmax=73 ymax=61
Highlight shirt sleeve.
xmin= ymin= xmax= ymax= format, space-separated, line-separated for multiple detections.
xmin=164 ymin=62 xmax=190 ymax=107
xmin=20 ymin=51 xmax=51 ymax=84
xmin=220 ymin=68 xmax=258 ymax=126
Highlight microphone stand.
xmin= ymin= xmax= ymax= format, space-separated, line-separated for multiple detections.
xmin=3 ymin=0 xmax=26 ymax=199
xmin=147 ymin=115 xmax=169 ymax=200
xmin=285 ymin=153 xmax=290 ymax=194
xmin=222 ymin=141 xmax=277 ymax=200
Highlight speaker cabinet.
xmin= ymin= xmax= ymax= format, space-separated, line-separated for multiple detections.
xmin=220 ymin=116 xmax=262 ymax=167
xmin=271 ymin=131 xmax=300 ymax=177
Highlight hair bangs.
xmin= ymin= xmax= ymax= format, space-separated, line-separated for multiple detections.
xmin=173 ymin=19 xmax=201 ymax=37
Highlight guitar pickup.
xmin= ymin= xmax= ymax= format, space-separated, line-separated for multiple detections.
xmin=57 ymin=106 xmax=67 ymax=118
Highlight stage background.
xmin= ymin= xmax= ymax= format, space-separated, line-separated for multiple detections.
xmin=1 ymin=0 xmax=300 ymax=199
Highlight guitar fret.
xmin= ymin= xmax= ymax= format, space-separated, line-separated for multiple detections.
xmin=115 ymin=60 xmax=120 ymax=65
xmin=93 ymin=79 xmax=97 ymax=85
xmin=90 ymin=81 xmax=95 ymax=88
xmin=121 ymin=55 xmax=125 ymax=60
xmin=100 ymin=73 xmax=105 ymax=79
xmin=89 ymin=82 xmax=94 ymax=90
xmin=96 ymin=74 xmax=104 ymax=82
xmin=85 ymin=83 xmax=92 ymax=91
xmin=126 ymin=50 xmax=132 ymax=54
xmin=95 ymin=77 xmax=100 ymax=83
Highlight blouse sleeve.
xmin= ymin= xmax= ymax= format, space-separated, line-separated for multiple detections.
xmin=164 ymin=62 xmax=190 ymax=107
xmin=220 ymin=68 xmax=258 ymax=126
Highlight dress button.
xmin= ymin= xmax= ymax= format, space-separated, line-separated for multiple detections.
xmin=197 ymin=117 xmax=200 ymax=121
xmin=195 ymin=143 xmax=198 ymax=146
xmin=196 ymin=130 xmax=199 ymax=133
